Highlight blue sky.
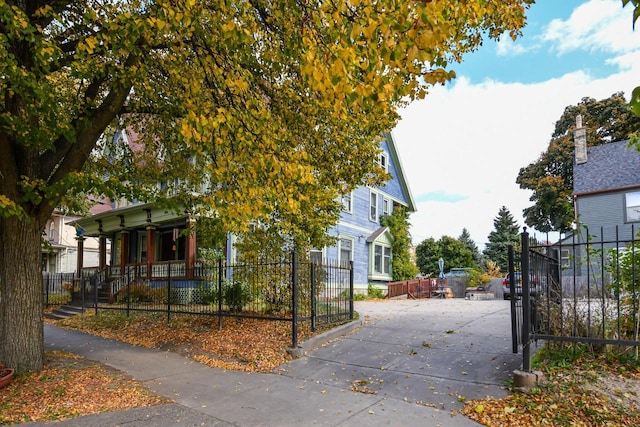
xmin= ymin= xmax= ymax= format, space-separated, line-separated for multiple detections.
xmin=392 ymin=0 xmax=640 ymax=247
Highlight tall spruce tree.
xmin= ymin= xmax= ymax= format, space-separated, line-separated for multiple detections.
xmin=483 ymin=206 xmax=520 ymax=273
xmin=458 ymin=228 xmax=483 ymax=268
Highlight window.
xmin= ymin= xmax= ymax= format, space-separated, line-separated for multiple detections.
xmin=339 ymin=238 xmax=353 ymax=265
xmin=309 ymin=249 xmax=323 ymax=265
xmin=342 ymin=192 xmax=352 ymax=213
xmin=625 ymin=191 xmax=640 ymax=222
xmin=374 ymin=244 xmax=391 ymax=275
xmin=370 ymin=191 xmax=378 ymax=222
xmin=560 ymin=249 xmax=570 ymax=269
xmin=376 ymin=153 xmax=388 ymax=171
xmin=382 ymin=198 xmax=390 ymax=217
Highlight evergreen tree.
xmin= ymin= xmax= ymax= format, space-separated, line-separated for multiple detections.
xmin=458 ymin=228 xmax=483 ymax=268
xmin=380 ymin=207 xmax=419 ymax=281
xmin=483 ymin=206 xmax=520 ymax=273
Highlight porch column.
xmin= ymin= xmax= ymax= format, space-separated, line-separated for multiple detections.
xmin=146 ymin=226 xmax=156 ymax=278
xmin=75 ymin=236 xmax=85 ymax=279
xmin=120 ymin=231 xmax=130 ymax=272
xmin=185 ymin=218 xmax=196 ymax=278
xmin=98 ymin=236 xmax=107 ymax=271
xmin=75 ymin=236 xmax=85 ymax=296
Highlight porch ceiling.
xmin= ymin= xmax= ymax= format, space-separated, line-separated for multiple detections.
xmin=70 ymin=203 xmax=187 ymax=237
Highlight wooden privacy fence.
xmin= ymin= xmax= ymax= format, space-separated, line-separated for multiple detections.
xmin=386 ymin=278 xmax=443 ymax=299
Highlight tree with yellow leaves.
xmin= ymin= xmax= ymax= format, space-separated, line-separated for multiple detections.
xmin=0 ymin=0 xmax=533 ymax=371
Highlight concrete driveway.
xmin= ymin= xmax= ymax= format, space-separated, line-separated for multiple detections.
xmin=278 ymin=298 xmax=520 ymax=412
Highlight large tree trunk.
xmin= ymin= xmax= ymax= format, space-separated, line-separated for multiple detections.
xmin=0 ymin=216 xmax=45 ymax=371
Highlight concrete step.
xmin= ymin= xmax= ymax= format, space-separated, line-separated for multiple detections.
xmin=45 ymin=304 xmax=85 ymax=321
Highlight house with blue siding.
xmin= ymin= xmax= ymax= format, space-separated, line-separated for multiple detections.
xmin=73 ymin=131 xmax=415 ymax=293
xmin=322 ymin=132 xmax=416 ymax=290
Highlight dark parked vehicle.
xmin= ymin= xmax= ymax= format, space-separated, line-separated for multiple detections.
xmin=502 ymin=271 xmax=539 ymax=300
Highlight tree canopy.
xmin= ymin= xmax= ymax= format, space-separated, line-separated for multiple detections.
xmin=0 ymin=0 xmax=533 ymax=371
xmin=516 ymin=93 xmax=640 ymax=233
xmin=415 ymin=235 xmax=473 ymax=277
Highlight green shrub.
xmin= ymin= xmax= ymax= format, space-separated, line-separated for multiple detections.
xmin=223 ymin=280 xmax=250 ymax=311
xmin=199 ymin=281 xmax=219 ymax=305
xmin=116 ymin=282 xmax=154 ymax=303
xmin=264 ymin=280 xmax=291 ymax=313
xmin=367 ymin=283 xmax=385 ymax=299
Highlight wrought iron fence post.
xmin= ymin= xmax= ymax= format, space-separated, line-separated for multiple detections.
xmin=125 ymin=267 xmax=130 ymax=317
xmin=349 ymin=260 xmax=354 ymax=320
xmin=311 ymin=261 xmax=316 ymax=332
xmin=218 ymin=257 xmax=223 ymax=331
xmin=521 ymin=228 xmax=531 ymax=373
xmin=167 ymin=264 xmax=171 ymax=323
xmin=508 ymin=245 xmax=518 ymax=354
xmin=95 ymin=271 xmax=99 ymax=315
xmin=292 ymin=251 xmax=299 ymax=349
xmin=44 ymin=273 xmax=49 ymax=307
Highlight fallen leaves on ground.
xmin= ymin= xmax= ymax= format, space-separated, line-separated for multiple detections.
xmin=55 ymin=311 xmax=320 ymax=372
xmin=461 ymin=357 xmax=640 ymax=426
xmin=0 ymin=350 xmax=169 ymax=425
xmin=24 ymin=310 xmax=640 ymax=427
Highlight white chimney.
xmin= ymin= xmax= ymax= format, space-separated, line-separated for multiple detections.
xmin=574 ymin=114 xmax=587 ymax=164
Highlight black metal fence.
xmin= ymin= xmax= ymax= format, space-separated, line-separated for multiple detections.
xmin=44 ymin=253 xmax=354 ymax=348
xmin=512 ymin=227 xmax=640 ymax=371
xmin=43 ymin=272 xmax=76 ymax=306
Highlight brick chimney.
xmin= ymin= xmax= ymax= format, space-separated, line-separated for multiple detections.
xmin=574 ymin=114 xmax=587 ymax=164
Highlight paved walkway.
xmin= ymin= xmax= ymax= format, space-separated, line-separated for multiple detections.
xmin=20 ymin=299 xmax=519 ymax=426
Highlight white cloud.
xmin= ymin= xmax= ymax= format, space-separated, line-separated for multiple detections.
xmin=496 ymin=37 xmax=529 ymax=56
xmin=542 ymin=0 xmax=637 ymax=55
xmin=392 ymin=0 xmax=640 ymax=248
xmin=393 ymin=69 xmax=638 ymax=247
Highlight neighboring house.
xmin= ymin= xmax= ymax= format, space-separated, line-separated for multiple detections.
xmin=43 ymin=205 xmax=110 ymax=273
xmin=572 ymin=139 xmax=640 ymax=242
xmin=324 ymin=132 xmax=416 ymax=290
xmin=72 ymin=131 xmax=415 ymax=289
xmin=557 ymin=115 xmax=640 ymax=276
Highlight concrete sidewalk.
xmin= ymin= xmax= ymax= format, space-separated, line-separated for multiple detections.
xmin=18 ymin=302 xmax=496 ymax=426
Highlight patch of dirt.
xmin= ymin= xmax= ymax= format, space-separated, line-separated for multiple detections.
xmin=584 ymin=371 xmax=640 ymax=412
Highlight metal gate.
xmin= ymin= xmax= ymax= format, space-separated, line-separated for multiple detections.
xmin=510 ymin=227 xmax=640 ymax=371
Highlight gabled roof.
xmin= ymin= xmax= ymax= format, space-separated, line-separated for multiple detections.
xmin=574 ymin=140 xmax=640 ymax=195
xmin=366 ymin=226 xmax=391 ymax=243
xmin=385 ymin=131 xmax=416 ymax=212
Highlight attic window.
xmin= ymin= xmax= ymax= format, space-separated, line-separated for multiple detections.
xmin=625 ymin=191 xmax=640 ymax=222
xmin=377 ymin=153 xmax=388 ymax=171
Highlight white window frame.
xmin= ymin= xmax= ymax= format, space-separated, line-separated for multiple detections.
xmin=309 ymin=248 xmax=324 ymax=265
xmin=339 ymin=237 xmax=354 ymax=265
xmin=373 ymin=243 xmax=392 ymax=275
xmin=377 ymin=153 xmax=388 ymax=171
xmin=625 ymin=191 xmax=640 ymax=222
xmin=370 ymin=190 xmax=378 ymax=222
xmin=382 ymin=197 xmax=391 ymax=217
xmin=560 ymin=249 xmax=570 ymax=269
xmin=342 ymin=191 xmax=353 ymax=213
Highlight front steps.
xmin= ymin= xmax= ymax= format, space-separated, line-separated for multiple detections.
xmin=45 ymin=304 xmax=85 ymax=321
